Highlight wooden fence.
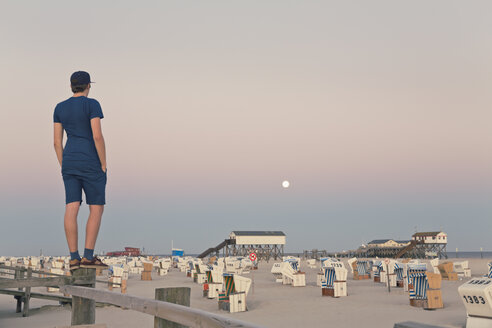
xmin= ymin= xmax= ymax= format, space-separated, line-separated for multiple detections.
xmin=1 ymin=265 xmax=264 ymax=327
xmin=60 ymin=284 xmax=265 ymax=328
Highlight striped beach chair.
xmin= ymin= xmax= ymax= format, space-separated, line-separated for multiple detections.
xmin=322 ymin=267 xmax=336 ymax=288
xmin=406 ymin=263 xmax=427 ymax=292
xmin=394 ymin=263 xmax=404 ymax=282
xmin=373 ymin=261 xmax=383 ymax=278
xmin=285 ymin=258 xmax=299 ymax=271
xmin=487 ymin=262 xmax=492 ymax=278
xmin=206 ymin=270 xmax=213 ymax=283
xmin=218 ymin=274 xmax=250 ymax=313
xmin=357 ymin=261 xmax=370 ymax=276
xmin=408 ymin=272 xmax=428 ymax=300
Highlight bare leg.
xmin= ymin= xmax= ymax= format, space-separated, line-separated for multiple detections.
xmin=85 ymin=205 xmax=104 ymax=250
xmin=64 ymin=202 xmax=81 ymax=253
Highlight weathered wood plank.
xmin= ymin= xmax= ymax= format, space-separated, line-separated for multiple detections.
xmin=15 ymin=268 xmax=23 ymax=313
xmin=155 ymin=287 xmax=190 ymax=328
xmin=23 ymin=267 xmax=32 ymax=317
xmin=71 ymin=268 xmax=96 ymax=326
xmin=0 ymin=275 xmax=95 ymax=289
xmin=60 ymin=286 xmax=264 ymax=328
xmin=55 ymin=324 xmax=107 ymax=328
xmin=394 ymin=322 xmax=446 ymax=328
xmin=0 ymin=288 xmax=72 ymax=303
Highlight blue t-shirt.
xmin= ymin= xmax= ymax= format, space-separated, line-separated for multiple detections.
xmin=53 ymin=96 xmax=104 ymax=166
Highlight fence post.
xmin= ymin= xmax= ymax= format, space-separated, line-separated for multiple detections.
xmin=71 ymin=268 xmax=96 ymax=325
xmin=15 ymin=268 xmax=24 ymax=313
xmin=154 ymin=287 xmax=190 ymax=328
xmin=23 ymin=267 xmax=32 ymax=317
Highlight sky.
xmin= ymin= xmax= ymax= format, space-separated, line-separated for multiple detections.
xmin=0 ymin=1 xmax=491 ymax=256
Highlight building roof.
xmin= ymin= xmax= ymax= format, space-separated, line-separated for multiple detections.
xmin=231 ymin=231 xmax=285 ymax=236
xmin=368 ymin=239 xmax=411 ymax=245
xmin=368 ymin=239 xmax=393 ymax=244
xmin=413 ymin=231 xmax=443 ymax=237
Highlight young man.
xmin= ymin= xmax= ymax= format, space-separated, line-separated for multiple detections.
xmin=53 ymin=71 xmax=108 ymax=270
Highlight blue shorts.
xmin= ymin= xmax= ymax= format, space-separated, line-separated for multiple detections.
xmin=62 ymin=163 xmax=107 ymax=205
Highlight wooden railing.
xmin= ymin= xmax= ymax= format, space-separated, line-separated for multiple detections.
xmin=60 ymin=284 xmax=265 ymax=328
xmin=1 ymin=264 xmax=264 ymax=327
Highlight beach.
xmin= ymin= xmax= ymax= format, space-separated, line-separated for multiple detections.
xmin=0 ymin=257 xmax=488 ymax=328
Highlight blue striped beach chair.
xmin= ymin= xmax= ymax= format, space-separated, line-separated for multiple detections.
xmin=408 ymin=272 xmax=428 ymax=300
xmin=284 ymin=258 xmax=299 ymax=272
xmin=373 ymin=261 xmax=383 ymax=278
xmin=356 ymin=261 xmax=369 ymax=276
xmin=394 ymin=263 xmax=404 ymax=282
xmin=487 ymin=262 xmax=492 ymax=278
xmin=322 ymin=267 xmax=336 ymax=288
xmin=406 ymin=263 xmax=427 ymax=288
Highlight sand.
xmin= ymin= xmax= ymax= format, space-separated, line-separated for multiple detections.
xmin=1 ymin=257 xmax=489 ymax=328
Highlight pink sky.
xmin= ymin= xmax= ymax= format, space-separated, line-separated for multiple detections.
xmin=0 ymin=1 xmax=491 ymax=255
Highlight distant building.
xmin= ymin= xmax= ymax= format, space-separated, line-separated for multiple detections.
xmin=412 ymin=231 xmax=447 ymax=244
xmin=106 ymin=247 xmax=141 ymax=257
xmin=367 ymin=239 xmax=411 ymax=248
xmin=229 ymin=231 xmax=286 ymax=246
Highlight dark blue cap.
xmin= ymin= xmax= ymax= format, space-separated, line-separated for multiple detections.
xmin=70 ymin=71 xmax=93 ymax=85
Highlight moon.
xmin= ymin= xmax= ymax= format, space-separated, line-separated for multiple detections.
xmin=282 ymin=180 xmax=290 ymax=188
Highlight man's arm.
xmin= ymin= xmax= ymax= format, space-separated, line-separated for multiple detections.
xmin=53 ymin=123 xmax=64 ymax=167
xmin=91 ymin=117 xmax=107 ymax=172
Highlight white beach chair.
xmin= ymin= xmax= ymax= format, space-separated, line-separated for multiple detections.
xmin=454 ymin=261 xmax=471 ymax=278
xmin=307 ymin=259 xmax=317 ymax=269
xmin=271 ymin=263 xmax=283 ymax=283
xmin=430 ymin=258 xmax=440 ymax=274
xmin=281 ymin=261 xmax=305 ymax=287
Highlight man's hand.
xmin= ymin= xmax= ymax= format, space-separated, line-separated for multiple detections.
xmin=101 ymin=166 xmax=107 ymax=173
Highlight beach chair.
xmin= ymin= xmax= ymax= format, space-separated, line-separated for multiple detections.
xmin=405 ymin=263 xmax=427 ymax=292
xmin=354 ymin=260 xmax=370 ymax=280
xmin=394 ymin=262 xmax=404 ymax=287
xmin=321 ymin=260 xmax=348 ymax=297
xmin=157 ymin=259 xmax=171 ymax=276
xmin=193 ymin=264 xmax=207 ymax=284
xmin=430 ymin=258 xmax=440 ymax=274
xmin=108 ymin=265 xmax=128 ymax=293
xmin=373 ymin=261 xmax=383 ymax=282
xmin=204 ymin=269 xmax=223 ymax=299
xmin=271 ymin=263 xmax=283 ymax=283
xmin=224 ymin=257 xmax=242 ymax=274
xmin=487 ymin=262 xmax=492 ymax=278
xmin=438 ymin=262 xmax=458 ymax=281
xmin=281 ymin=259 xmax=306 ymax=287
xmin=408 ymin=272 xmax=428 ymax=307
xmin=453 ymin=261 xmax=471 ymax=278
xmin=218 ymin=274 xmax=251 ymax=313
xmin=307 ymin=259 xmax=317 ymax=269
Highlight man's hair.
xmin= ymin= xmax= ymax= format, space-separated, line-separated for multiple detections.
xmin=71 ymin=84 xmax=89 ymax=93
